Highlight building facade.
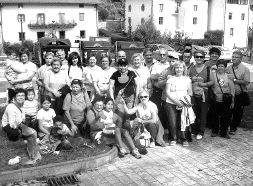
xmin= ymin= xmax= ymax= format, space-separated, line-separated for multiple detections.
xmin=0 ymin=0 xmax=100 ymax=48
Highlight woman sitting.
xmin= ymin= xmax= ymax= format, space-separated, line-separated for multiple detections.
xmin=62 ymin=79 xmax=91 ymax=137
xmin=121 ymin=90 xmax=166 ymax=147
xmin=87 ymin=96 xmax=141 ymax=159
xmin=2 ymin=88 xmax=41 ymax=164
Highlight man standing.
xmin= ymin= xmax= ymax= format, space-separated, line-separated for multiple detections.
xmin=182 ymin=49 xmax=194 ymax=74
xmin=111 ymin=50 xmax=126 ymax=67
xmin=227 ymin=50 xmax=250 ymax=135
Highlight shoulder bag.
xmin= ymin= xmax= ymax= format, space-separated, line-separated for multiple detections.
xmin=216 ymin=72 xmax=232 ymax=104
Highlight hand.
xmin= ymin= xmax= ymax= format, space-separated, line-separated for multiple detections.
xmin=134 ymin=118 xmax=142 ymax=124
xmin=10 ymin=80 xmax=17 ymax=85
xmin=175 ymin=100 xmax=183 ymax=108
xmin=53 ymin=90 xmax=62 ymax=97
xmin=198 ymin=82 xmax=206 ymax=87
xmin=227 ymin=74 xmax=234 ymax=81
xmin=118 ymin=89 xmax=124 ymax=96
xmin=57 ymin=130 xmax=63 ymax=135
xmin=230 ymin=102 xmax=234 ymax=109
xmin=119 ymin=97 xmax=125 ymax=104
xmin=100 ymin=114 xmax=106 ymax=120
xmin=71 ymin=125 xmax=78 ymax=134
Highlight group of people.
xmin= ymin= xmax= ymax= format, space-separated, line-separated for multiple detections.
xmin=1 ymin=43 xmax=250 ymax=165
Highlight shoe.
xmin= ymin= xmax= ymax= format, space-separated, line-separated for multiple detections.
xmin=150 ymin=142 xmax=155 ymax=148
xmin=132 ymin=149 xmax=141 ymax=159
xmin=170 ymin=141 xmax=176 ymax=146
xmin=118 ymin=148 xmax=127 ymax=157
xmin=229 ymin=130 xmax=236 ymax=135
xmin=182 ymin=141 xmax=189 ymax=147
xmin=221 ymin=134 xmax=231 ymax=139
xmin=211 ymin=133 xmax=218 ymax=137
xmin=196 ymin=134 xmax=203 ymax=140
xmin=157 ymin=141 xmax=167 ymax=147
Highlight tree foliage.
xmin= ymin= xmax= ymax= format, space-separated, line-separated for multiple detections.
xmin=204 ymin=30 xmax=224 ymax=46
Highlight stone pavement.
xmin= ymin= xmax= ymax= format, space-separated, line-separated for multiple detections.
xmin=77 ymin=128 xmax=253 ymax=186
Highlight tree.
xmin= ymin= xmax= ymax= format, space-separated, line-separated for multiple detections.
xmin=204 ymin=30 xmax=224 ymax=46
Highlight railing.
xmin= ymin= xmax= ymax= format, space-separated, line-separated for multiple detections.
xmin=28 ymin=20 xmax=77 ymax=29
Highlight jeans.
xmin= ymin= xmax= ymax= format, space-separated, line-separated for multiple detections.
xmin=230 ymin=94 xmax=245 ymax=131
xmin=144 ymin=122 xmax=158 ymax=141
xmin=191 ymin=96 xmax=207 ymax=135
xmin=211 ymin=101 xmax=232 ymax=136
xmin=164 ymin=102 xmax=185 ymax=141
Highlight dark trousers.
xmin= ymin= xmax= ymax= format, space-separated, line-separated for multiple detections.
xmin=150 ymin=87 xmax=168 ymax=129
xmin=164 ymin=102 xmax=185 ymax=141
xmin=230 ymin=94 xmax=245 ymax=131
xmin=191 ymin=96 xmax=207 ymax=135
xmin=211 ymin=101 xmax=232 ymax=136
xmin=144 ymin=122 xmax=158 ymax=141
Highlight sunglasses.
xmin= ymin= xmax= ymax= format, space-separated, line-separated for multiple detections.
xmin=195 ymin=56 xmax=204 ymax=59
xmin=160 ymin=54 xmax=166 ymax=56
xmin=140 ymin=96 xmax=148 ymax=99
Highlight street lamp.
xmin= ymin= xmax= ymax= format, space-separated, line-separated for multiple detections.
xmin=18 ymin=8 xmax=24 ymax=44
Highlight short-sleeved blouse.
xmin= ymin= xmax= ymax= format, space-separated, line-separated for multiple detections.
xmin=136 ymin=101 xmax=158 ymax=121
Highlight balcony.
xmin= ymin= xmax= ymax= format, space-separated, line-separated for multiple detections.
xmin=28 ymin=20 xmax=77 ymax=30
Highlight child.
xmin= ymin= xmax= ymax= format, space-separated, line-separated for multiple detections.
xmin=37 ymin=95 xmax=56 ymax=141
xmin=22 ymin=88 xmax=40 ymax=131
xmin=36 ymin=52 xmax=54 ymax=98
xmin=50 ymin=115 xmax=74 ymax=151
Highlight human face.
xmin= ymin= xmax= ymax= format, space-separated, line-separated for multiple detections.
xmin=175 ymin=64 xmax=184 ymax=76
xmin=89 ymin=57 xmax=96 ymax=67
xmin=159 ymin=49 xmax=167 ymax=63
xmin=45 ymin=55 xmax=53 ymax=66
xmin=9 ymin=52 xmax=17 ymax=60
xmin=57 ymin=51 xmax=65 ymax=61
xmin=52 ymin=61 xmax=61 ymax=73
xmin=72 ymin=56 xmax=78 ymax=66
xmin=27 ymin=91 xmax=35 ymax=101
xmin=194 ymin=53 xmax=205 ymax=65
xmin=21 ymin=53 xmax=29 ymax=63
xmin=185 ymin=46 xmax=192 ymax=51
xmin=54 ymin=121 xmax=63 ymax=129
xmin=133 ymin=56 xmax=141 ymax=68
xmin=118 ymin=64 xmax=128 ymax=73
xmin=104 ymin=100 xmax=114 ymax=112
xmin=217 ymin=64 xmax=225 ymax=74
xmin=210 ymin=52 xmax=220 ymax=61
xmin=42 ymin=100 xmax=51 ymax=111
xmin=94 ymin=101 xmax=104 ymax=112
xmin=144 ymin=51 xmax=153 ymax=63
xmin=139 ymin=92 xmax=149 ymax=104
xmin=71 ymin=83 xmax=82 ymax=95
xmin=183 ymin=53 xmax=191 ymax=63
xmin=15 ymin=92 xmax=25 ymax=105
xmin=117 ymin=51 xmax=126 ymax=60
xmin=232 ymin=53 xmax=242 ymax=66
xmin=101 ymin=57 xmax=109 ymax=69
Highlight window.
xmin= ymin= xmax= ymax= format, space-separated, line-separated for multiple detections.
xmin=141 ymin=4 xmax=145 ymax=11
xmin=193 ymin=17 xmax=197 ymax=24
xmin=230 ymin=28 xmax=234 ymax=36
xmin=37 ymin=32 xmax=45 ymax=40
xmin=80 ymin=30 xmax=86 ymax=38
xmin=19 ymin=32 xmax=25 ymax=41
xmin=241 ymin=13 xmax=245 ymax=20
xmin=159 ymin=17 xmax=163 ymax=25
xmin=17 ymin=14 xmax=25 ymax=22
xmin=159 ymin=4 xmax=164 ymax=12
xmin=227 ymin=0 xmax=239 ymax=4
xmin=59 ymin=13 xmax=65 ymax=24
xmin=128 ymin=17 xmax=132 ymax=25
xmin=175 ymin=2 xmax=181 ymax=13
xmin=128 ymin=5 xmax=131 ymax=12
xmin=194 ymin=5 xmax=198 ymax=11
xmin=239 ymin=0 xmax=248 ymax=4
xmin=141 ymin=18 xmax=145 ymax=24
xmin=37 ymin=13 xmax=45 ymax=24
xmin=79 ymin=4 xmax=84 ymax=8
xmin=79 ymin=13 xmax=84 ymax=21
xmin=59 ymin=31 xmax=65 ymax=39
xmin=229 ymin=13 xmax=232 ymax=20
xmin=18 ymin=4 xmax=23 ymax=9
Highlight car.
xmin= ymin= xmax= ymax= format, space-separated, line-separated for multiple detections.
xmin=207 ymin=45 xmax=233 ymax=62
xmin=192 ymin=45 xmax=210 ymax=61
xmin=146 ymin=44 xmax=181 ymax=60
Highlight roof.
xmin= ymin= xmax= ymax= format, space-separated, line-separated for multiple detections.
xmin=81 ymin=41 xmax=111 ymax=49
xmin=116 ymin=41 xmax=145 ymax=49
xmin=39 ymin=37 xmax=71 ymax=48
xmin=0 ymin=0 xmax=101 ymax=4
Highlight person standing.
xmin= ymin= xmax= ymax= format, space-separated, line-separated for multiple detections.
xmin=143 ymin=48 xmax=157 ymax=72
xmin=227 ymin=50 xmax=250 ymax=135
xmin=182 ymin=50 xmax=194 ymax=74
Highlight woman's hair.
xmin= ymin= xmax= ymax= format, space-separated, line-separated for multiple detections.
xmin=209 ymin=47 xmax=221 ymax=56
xmin=25 ymin=88 xmax=35 ymax=98
xmin=41 ymin=95 xmax=52 ymax=104
xmin=131 ymin=53 xmax=143 ymax=66
xmin=173 ymin=60 xmax=187 ymax=76
xmin=92 ymin=95 xmax=105 ymax=105
xmin=51 ymin=57 xmax=62 ymax=66
xmin=44 ymin=52 xmax=54 ymax=59
xmin=143 ymin=48 xmax=153 ymax=55
xmin=53 ymin=115 xmax=64 ymax=123
xmin=194 ymin=50 xmax=205 ymax=58
xmin=68 ymin=52 xmax=82 ymax=69
xmin=104 ymin=97 xmax=114 ymax=105
xmin=14 ymin=88 xmax=26 ymax=97
xmin=138 ymin=89 xmax=149 ymax=99
xmin=19 ymin=47 xmax=30 ymax=59
xmin=216 ymin=59 xmax=227 ymax=68
xmin=71 ymin=79 xmax=83 ymax=88
xmin=5 ymin=46 xmax=17 ymax=56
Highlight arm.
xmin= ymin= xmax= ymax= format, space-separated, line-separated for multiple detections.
xmin=109 ymin=79 xmax=115 ymax=101
xmin=12 ymin=71 xmax=36 ymax=84
xmin=7 ymin=106 xmax=20 ymax=129
xmin=165 ymin=83 xmax=183 ymax=107
xmin=142 ymin=110 xmax=157 ymax=125
xmin=64 ymin=110 xmax=77 ymax=132
xmin=198 ymin=70 xmax=214 ymax=88
xmin=228 ymin=78 xmax=235 ymax=108
xmin=93 ymin=80 xmax=102 ymax=95
xmin=134 ymin=77 xmax=139 ymax=103
xmin=38 ymin=120 xmax=50 ymax=136
xmin=121 ymin=98 xmax=138 ymax=115
xmin=87 ymin=110 xmax=105 ymax=131
xmin=83 ymin=89 xmax=92 ymax=109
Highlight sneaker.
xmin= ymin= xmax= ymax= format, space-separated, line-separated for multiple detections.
xmin=157 ymin=141 xmax=167 ymax=147
xmin=229 ymin=130 xmax=236 ymax=135
xmin=182 ymin=141 xmax=189 ymax=147
xmin=132 ymin=149 xmax=141 ymax=159
xmin=196 ymin=134 xmax=203 ymax=140
xmin=211 ymin=133 xmax=218 ymax=137
xmin=118 ymin=148 xmax=127 ymax=157
xmin=170 ymin=141 xmax=176 ymax=146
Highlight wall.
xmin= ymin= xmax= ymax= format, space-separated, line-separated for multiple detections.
xmin=1 ymin=3 xmax=98 ymax=47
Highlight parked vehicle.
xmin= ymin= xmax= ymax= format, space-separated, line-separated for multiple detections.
xmin=206 ymin=45 xmax=233 ymax=62
xmin=192 ymin=45 xmax=210 ymax=61
xmin=146 ymin=44 xmax=181 ymax=60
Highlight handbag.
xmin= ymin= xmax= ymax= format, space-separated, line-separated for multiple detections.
xmin=216 ymin=72 xmax=232 ymax=104
xmin=232 ymin=67 xmax=251 ymax=106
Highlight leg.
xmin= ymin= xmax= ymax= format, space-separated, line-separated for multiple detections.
xmin=191 ymin=96 xmax=202 ymax=135
xmin=230 ymin=95 xmax=244 ymax=132
xmin=211 ymin=102 xmax=221 ymax=135
xmin=121 ymin=128 xmax=136 ymax=151
xmin=2 ymin=125 xmax=21 ymax=141
xmin=114 ymin=127 xmax=125 ymax=148
xmin=199 ymin=100 xmax=208 ymax=135
xmin=220 ymin=103 xmax=232 ymax=137
xmin=164 ymin=103 xmax=177 ymax=141
xmin=144 ymin=123 xmax=158 ymax=141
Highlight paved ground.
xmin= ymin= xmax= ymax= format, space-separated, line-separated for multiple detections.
xmin=76 ymin=128 xmax=253 ymax=186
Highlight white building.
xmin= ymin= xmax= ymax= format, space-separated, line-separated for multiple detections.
xmin=208 ymin=0 xmax=250 ymax=49
xmin=0 ymin=0 xmax=100 ymax=48
xmin=125 ymin=0 xmax=209 ymax=39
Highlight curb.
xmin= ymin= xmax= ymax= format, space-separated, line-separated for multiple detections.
xmin=0 ymin=146 xmax=118 ymax=185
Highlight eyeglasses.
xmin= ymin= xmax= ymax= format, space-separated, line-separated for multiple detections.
xmin=160 ymin=54 xmax=166 ymax=56
xmin=140 ymin=96 xmax=148 ymax=99
xmin=195 ymin=56 xmax=204 ymax=59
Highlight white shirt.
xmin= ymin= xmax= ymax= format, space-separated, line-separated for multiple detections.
xmin=68 ymin=65 xmax=84 ymax=81
xmin=83 ymin=65 xmax=102 ymax=91
xmin=129 ymin=66 xmax=150 ymax=93
xmin=93 ymin=67 xmax=116 ymax=92
xmin=136 ymin=101 xmax=158 ymax=121
xmin=37 ymin=108 xmax=56 ymax=128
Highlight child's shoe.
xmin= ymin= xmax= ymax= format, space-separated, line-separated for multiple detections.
xmin=132 ymin=148 xmax=141 ymax=159
xmin=118 ymin=148 xmax=127 ymax=157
